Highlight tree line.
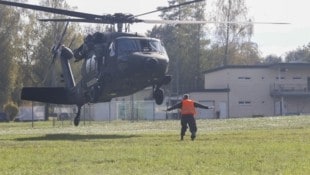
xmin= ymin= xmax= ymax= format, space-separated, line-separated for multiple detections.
xmin=0 ymin=0 xmax=309 ymax=110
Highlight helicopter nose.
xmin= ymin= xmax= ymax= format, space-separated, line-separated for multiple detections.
xmin=144 ymin=58 xmax=159 ymax=72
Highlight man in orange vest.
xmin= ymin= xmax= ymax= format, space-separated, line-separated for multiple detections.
xmin=166 ymin=94 xmax=214 ymax=141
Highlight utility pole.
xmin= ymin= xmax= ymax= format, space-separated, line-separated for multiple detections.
xmin=224 ymin=0 xmax=232 ymax=66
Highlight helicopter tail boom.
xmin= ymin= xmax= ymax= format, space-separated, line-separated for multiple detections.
xmin=21 ymin=87 xmax=75 ymax=105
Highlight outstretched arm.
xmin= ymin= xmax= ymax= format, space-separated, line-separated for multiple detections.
xmin=167 ymin=102 xmax=182 ymax=111
xmin=194 ymin=102 xmax=214 ymax=109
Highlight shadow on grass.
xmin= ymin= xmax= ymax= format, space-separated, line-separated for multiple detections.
xmin=15 ymin=134 xmax=139 ymax=141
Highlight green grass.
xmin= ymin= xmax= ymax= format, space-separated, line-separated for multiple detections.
xmin=0 ymin=116 xmax=309 ymax=175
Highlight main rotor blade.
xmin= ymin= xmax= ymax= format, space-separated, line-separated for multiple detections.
xmin=39 ymin=17 xmax=142 ymax=24
xmin=142 ymin=19 xmax=290 ymax=25
xmin=0 ymin=0 xmax=103 ymax=20
xmin=134 ymin=0 xmax=205 ymax=18
xmin=38 ymin=18 xmax=129 ymax=24
xmin=43 ymin=22 xmax=69 ymax=85
xmin=38 ymin=18 xmax=108 ymax=23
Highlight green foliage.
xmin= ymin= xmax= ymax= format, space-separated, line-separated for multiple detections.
xmin=0 ymin=116 xmax=309 ymax=174
xmin=210 ymin=0 xmax=261 ymax=65
xmin=148 ymin=0 xmax=208 ymax=94
xmin=3 ymin=102 xmax=19 ymax=121
xmin=149 ymin=0 xmax=263 ymax=95
xmin=0 ymin=0 xmax=84 ymax=107
xmin=0 ymin=6 xmax=22 ymax=107
xmin=263 ymin=54 xmax=282 ymax=64
xmin=30 ymin=0 xmax=83 ymax=87
xmin=285 ymin=42 xmax=310 ymax=62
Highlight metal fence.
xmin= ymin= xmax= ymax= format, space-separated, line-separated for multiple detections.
xmin=16 ymin=100 xmax=215 ymax=127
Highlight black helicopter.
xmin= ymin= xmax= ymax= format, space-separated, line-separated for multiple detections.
xmin=0 ymin=0 xmax=207 ymax=126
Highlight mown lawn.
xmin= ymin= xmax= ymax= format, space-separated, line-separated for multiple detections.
xmin=0 ymin=116 xmax=309 ymax=175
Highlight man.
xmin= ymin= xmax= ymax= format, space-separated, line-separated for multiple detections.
xmin=166 ymin=94 xmax=214 ymax=141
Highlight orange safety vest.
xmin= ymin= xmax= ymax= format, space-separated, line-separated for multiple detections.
xmin=181 ymin=99 xmax=196 ymax=115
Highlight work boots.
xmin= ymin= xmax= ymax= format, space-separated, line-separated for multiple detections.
xmin=191 ymin=132 xmax=196 ymax=141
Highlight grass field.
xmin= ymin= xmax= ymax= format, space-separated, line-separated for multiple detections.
xmin=0 ymin=116 xmax=309 ymax=175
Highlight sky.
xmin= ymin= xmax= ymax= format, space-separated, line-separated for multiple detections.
xmin=27 ymin=0 xmax=310 ymax=57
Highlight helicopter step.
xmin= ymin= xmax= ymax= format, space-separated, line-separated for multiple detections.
xmin=89 ymin=84 xmax=101 ymax=103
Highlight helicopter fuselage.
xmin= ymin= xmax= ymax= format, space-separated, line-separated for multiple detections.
xmin=21 ymin=32 xmax=171 ymax=108
xmin=65 ymin=32 xmax=171 ymax=105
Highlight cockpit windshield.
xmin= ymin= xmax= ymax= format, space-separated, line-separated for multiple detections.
xmin=116 ymin=37 xmax=167 ymax=56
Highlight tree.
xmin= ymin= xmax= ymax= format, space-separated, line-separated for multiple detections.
xmin=285 ymin=43 xmax=310 ymax=62
xmin=27 ymin=0 xmax=83 ymax=87
xmin=263 ymin=54 xmax=282 ymax=64
xmin=0 ymin=5 xmax=22 ymax=109
xmin=211 ymin=0 xmax=260 ymax=65
xmin=4 ymin=0 xmax=83 ymax=106
xmin=3 ymin=102 xmax=19 ymax=121
xmin=148 ymin=0 xmax=208 ymax=94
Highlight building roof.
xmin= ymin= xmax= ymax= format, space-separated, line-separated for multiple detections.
xmin=203 ymin=62 xmax=310 ymax=74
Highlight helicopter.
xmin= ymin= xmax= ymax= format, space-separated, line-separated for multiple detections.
xmin=0 ymin=0 xmax=288 ymax=126
xmin=0 ymin=0 xmax=207 ymax=126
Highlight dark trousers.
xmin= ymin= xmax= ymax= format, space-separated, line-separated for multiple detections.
xmin=180 ymin=115 xmax=197 ymax=137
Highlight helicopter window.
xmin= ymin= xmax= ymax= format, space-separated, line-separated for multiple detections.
xmin=116 ymin=38 xmax=167 ymax=56
xmin=117 ymin=38 xmax=140 ymax=54
xmin=85 ymin=55 xmax=97 ymax=74
xmin=109 ymin=42 xmax=116 ymax=57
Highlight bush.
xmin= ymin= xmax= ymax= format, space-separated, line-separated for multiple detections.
xmin=3 ymin=102 xmax=19 ymax=121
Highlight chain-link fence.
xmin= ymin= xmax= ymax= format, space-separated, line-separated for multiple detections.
xmin=16 ymin=100 xmax=215 ymax=127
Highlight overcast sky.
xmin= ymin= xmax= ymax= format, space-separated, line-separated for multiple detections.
xmin=28 ymin=0 xmax=310 ymax=57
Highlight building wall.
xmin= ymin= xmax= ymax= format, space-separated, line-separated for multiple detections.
xmin=188 ymin=92 xmax=216 ymax=119
xmin=204 ymin=64 xmax=310 ymax=118
xmin=225 ymin=68 xmax=274 ymax=117
xmin=189 ymin=92 xmax=228 ymax=119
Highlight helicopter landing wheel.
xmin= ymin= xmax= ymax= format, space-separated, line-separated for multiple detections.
xmin=154 ymin=88 xmax=164 ymax=105
xmin=74 ymin=106 xmax=81 ymax=126
xmin=74 ymin=116 xmax=80 ymax=126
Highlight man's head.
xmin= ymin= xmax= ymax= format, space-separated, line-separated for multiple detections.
xmin=183 ymin=94 xmax=189 ymax=100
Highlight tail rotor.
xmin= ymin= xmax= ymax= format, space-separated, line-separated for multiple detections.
xmin=42 ymin=22 xmax=69 ymax=85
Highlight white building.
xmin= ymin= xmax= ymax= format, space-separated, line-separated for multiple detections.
xmin=196 ymin=63 xmax=310 ymax=118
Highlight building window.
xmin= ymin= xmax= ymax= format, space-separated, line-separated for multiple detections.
xmin=280 ymin=68 xmax=288 ymax=72
xmin=238 ymin=101 xmax=251 ymax=105
xmin=276 ymin=77 xmax=285 ymax=80
xmin=238 ymin=77 xmax=251 ymax=80
xmin=293 ymin=77 xmax=302 ymax=80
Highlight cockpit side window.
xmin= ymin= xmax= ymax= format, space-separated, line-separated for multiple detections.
xmin=149 ymin=40 xmax=167 ymax=54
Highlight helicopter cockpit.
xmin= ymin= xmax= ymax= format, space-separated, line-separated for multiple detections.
xmin=110 ymin=37 xmax=167 ymax=58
